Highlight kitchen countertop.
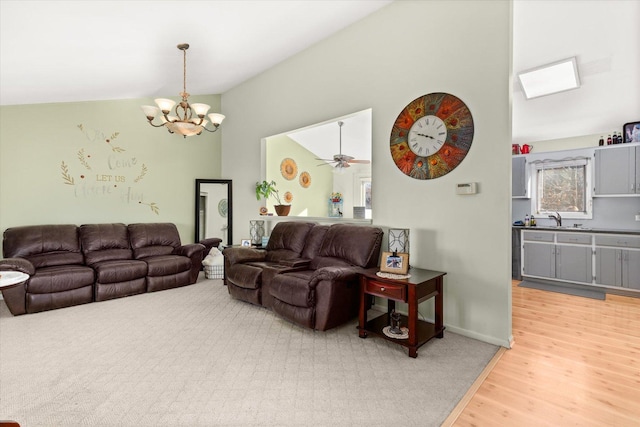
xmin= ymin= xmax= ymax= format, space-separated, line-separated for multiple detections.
xmin=513 ymin=226 xmax=640 ymax=235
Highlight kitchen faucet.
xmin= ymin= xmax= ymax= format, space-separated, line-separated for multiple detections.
xmin=548 ymin=212 xmax=562 ymax=227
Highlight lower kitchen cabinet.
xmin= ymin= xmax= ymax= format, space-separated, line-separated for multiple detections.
xmin=595 ymin=235 xmax=640 ymax=290
xmin=521 ymin=230 xmax=640 ymax=291
xmin=523 ymin=239 xmax=592 ymax=283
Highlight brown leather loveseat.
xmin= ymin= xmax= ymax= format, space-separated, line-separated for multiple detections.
xmin=0 ymin=223 xmax=204 ymax=315
xmin=224 ymin=222 xmax=383 ymax=331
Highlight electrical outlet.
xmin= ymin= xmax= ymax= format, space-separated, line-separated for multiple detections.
xmin=636 ymin=214 xmax=640 ymax=221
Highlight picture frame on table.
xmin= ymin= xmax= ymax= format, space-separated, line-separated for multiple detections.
xmin=623 ymin=121 xmax=640 ymax=143
xmin=380 ymin=251 xmax=409 ymax=275
xmin=240 ymin=239 xmax=252 ymax=247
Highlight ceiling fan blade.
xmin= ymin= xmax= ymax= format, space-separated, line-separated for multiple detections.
xmin=347 ymin=159 xmax=371 ymax=164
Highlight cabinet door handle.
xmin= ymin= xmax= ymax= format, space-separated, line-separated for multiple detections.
xmin=380 ymin=287 xmax=386 ymax=292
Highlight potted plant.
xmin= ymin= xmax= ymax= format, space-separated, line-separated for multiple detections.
xmin=255 ymin=180 xmax=290 ymax=216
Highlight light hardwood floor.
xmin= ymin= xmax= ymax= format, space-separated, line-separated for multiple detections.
xmin=451 ymin=281 xmax=640 ymax=426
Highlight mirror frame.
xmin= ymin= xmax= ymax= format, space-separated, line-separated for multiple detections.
xmin=194 ymin=179 xmax=233 ymax=245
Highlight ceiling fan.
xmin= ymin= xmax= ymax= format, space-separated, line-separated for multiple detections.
xmin=317 ymin=121 xmax=370 ymax=169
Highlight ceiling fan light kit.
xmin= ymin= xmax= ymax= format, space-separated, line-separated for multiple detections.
xmin=141 ymin=44 xmax=225 ymax=138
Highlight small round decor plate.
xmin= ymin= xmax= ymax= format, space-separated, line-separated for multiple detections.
xmin=299 ymin=171 xmax=311 ymax=188
xmin=283 ymin=191 xmax=293 ymax=203
xmin=390 ymin=92 xmax=474 ymax=180
xmin=280 ymin=158 xmax=298 ymax=180
xmin=218 ymin=199 xmax=228 ymax=217
xmin=382 ymin=326 xmax=409 ymax=340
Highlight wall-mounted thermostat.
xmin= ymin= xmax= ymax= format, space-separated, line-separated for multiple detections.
xmin=456 ymin=182 xmax=477 ymax=195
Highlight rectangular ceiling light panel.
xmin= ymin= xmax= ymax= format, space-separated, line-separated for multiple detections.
xmin=518 ymin=57 xmax=581 ymax=99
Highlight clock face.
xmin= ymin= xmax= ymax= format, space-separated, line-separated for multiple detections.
xmin=408 ymin=115 xmax=447 ymax=157
xmin=390 ymin=93 xmax=474 ymax=180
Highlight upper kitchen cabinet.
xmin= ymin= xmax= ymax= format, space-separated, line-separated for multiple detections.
xmin=512 ymin=156 xmax=529 ymax=198
xmin=594 ymin=144 xmax=640 ymax=196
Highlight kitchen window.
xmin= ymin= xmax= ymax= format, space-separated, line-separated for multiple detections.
xmin=530 ymin=157 xmax=592 ymax=219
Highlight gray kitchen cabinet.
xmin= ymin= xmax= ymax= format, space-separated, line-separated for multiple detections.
xmin=595 ymin=235 xmax=640 ymax=289
xmin=522 ymin=231 xmax=593 ymax=284
xmin=523 ymin=241 xmax=555 ymax=278
xmin=555 ymin=245 xmax=593 ymax=283
xmin=594 ymin=145 xmax=640 ymax=195
xmin=512 ymin=156 xmax=528 ymax=198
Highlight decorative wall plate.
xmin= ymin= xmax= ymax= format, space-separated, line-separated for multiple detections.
xmin=299 ymin=171 xmax=311 ymax=188
xmin=390 ymin=92 xmax=474 ymax=179
xmin=283 ymin=191 xmax=293 ymax=203
xmin=218 ymin=199 xmax=228 ymax=217
xmin=280 ymin=158 xmax=298 ymax=180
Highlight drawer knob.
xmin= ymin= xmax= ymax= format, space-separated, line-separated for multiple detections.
xmin=380 ymin=287 xmax=385 ymax=292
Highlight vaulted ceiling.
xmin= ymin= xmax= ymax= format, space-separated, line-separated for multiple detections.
xmin=1 ymin=1 xmax=637 ymax=145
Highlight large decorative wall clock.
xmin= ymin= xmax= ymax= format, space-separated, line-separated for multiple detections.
xmin=390 ymin=92 xmax=474 ymax=180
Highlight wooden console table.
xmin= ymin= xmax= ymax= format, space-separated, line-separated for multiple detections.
xmin=358 ymin=267 xmax=446 ymax=358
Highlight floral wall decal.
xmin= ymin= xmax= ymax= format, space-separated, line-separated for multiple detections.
xmin=61 ymin=124 xmax=160 ymax=214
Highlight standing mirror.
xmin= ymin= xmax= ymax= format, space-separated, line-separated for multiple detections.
xmin=195 ymin=179 xmax=232 ymax=246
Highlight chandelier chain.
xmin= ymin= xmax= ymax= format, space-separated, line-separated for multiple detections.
xmin=183 ymin=47 xmax=187 ymax=98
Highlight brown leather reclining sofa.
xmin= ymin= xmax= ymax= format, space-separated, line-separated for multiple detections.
xmin=224 ymin=222 xmax=383 ymax=331
xmin=0 ymin=223 xmax=205 ymax=315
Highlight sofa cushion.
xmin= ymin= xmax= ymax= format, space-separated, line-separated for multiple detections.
xmin=80 ymin=223 xmax=133 ymax=266
xmin=93 ymin=259 xmax=148 ymax=284
xmin=300 ymin=225 xmax=330 ymax=260
xmin=227 ymin=264 xmax=263 ymax=290
xmin=128 ymin=223 xmax=181 ymax=259
xmin=26 ymin=265 xmax=95 ymax=294
xmin=27 ymin=286 xmax=93 ymax=314
xmin=265 ymin=222 xmax=315 ymax=254
xmin=269 ymin=270 xmax=315 ymax=308
xmin=3 ymin=224 xmax=84 ymax=268
xmin=144 ymin=255 xmax=191 ymax=277
xmin=313 ymin=224 xmax=383 ymax=269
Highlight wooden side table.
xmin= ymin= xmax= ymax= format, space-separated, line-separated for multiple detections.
xmin=358 ymin=267 xmax=446 ymax=358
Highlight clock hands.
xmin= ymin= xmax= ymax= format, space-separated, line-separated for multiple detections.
xmin=416 ymin=132 xmax=435 ymax=140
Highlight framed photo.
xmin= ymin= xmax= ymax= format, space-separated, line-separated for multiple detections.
xmin=240 ymin=239 xmax=251 ymax=247
xmin=380 ymin=251 xmax=409 ymax=275
xmin=623 ymin=121 xmax=640 ymax=143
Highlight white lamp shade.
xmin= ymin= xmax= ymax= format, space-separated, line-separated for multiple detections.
xmin=208 ymin=113 xmax=225 ymax=125
xmin=141 ymin=105 xmax=160 ymax=118
xmin=191 ymin=103 xmax=211 ymax=117
xmin=154 ymin=98 xmax=176 ymax=112
xmin=388 ymin=229 xmax=410 ymax=253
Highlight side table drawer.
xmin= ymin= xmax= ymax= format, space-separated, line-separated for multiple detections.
xmin=365 ymin=280 xmax=406 ymax=301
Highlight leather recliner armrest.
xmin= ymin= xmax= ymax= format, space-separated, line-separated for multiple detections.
xmin=278 ymin=258 xmax=311 ymax=268
xmin=175 ymin=243 xmax=206 ymax=258
xmin=224 ymin=247 xmax=266 ymax=266
xmin=0 ymin=257 xmax=36 ymax=276
xmin=309 ymin=266 xmax=361 ymax=288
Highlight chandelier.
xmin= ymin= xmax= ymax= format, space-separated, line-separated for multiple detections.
xmin=141 ymin=44 xmax=225 ymax=138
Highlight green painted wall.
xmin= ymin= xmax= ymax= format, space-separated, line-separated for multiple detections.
xmin=222 ymin=0 xmax=513 ymax=347
xmin=265 ymin=134 xmax=332 ymax=217
xmin=0 ymin=95 xmax=222 ymax=249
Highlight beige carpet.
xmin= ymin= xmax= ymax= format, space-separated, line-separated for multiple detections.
xmin=0 ymin=274 xmax=498 ymax=426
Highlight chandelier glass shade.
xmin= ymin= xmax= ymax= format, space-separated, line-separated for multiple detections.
xmin=141 ymin=44 xmax=225 ymax=138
